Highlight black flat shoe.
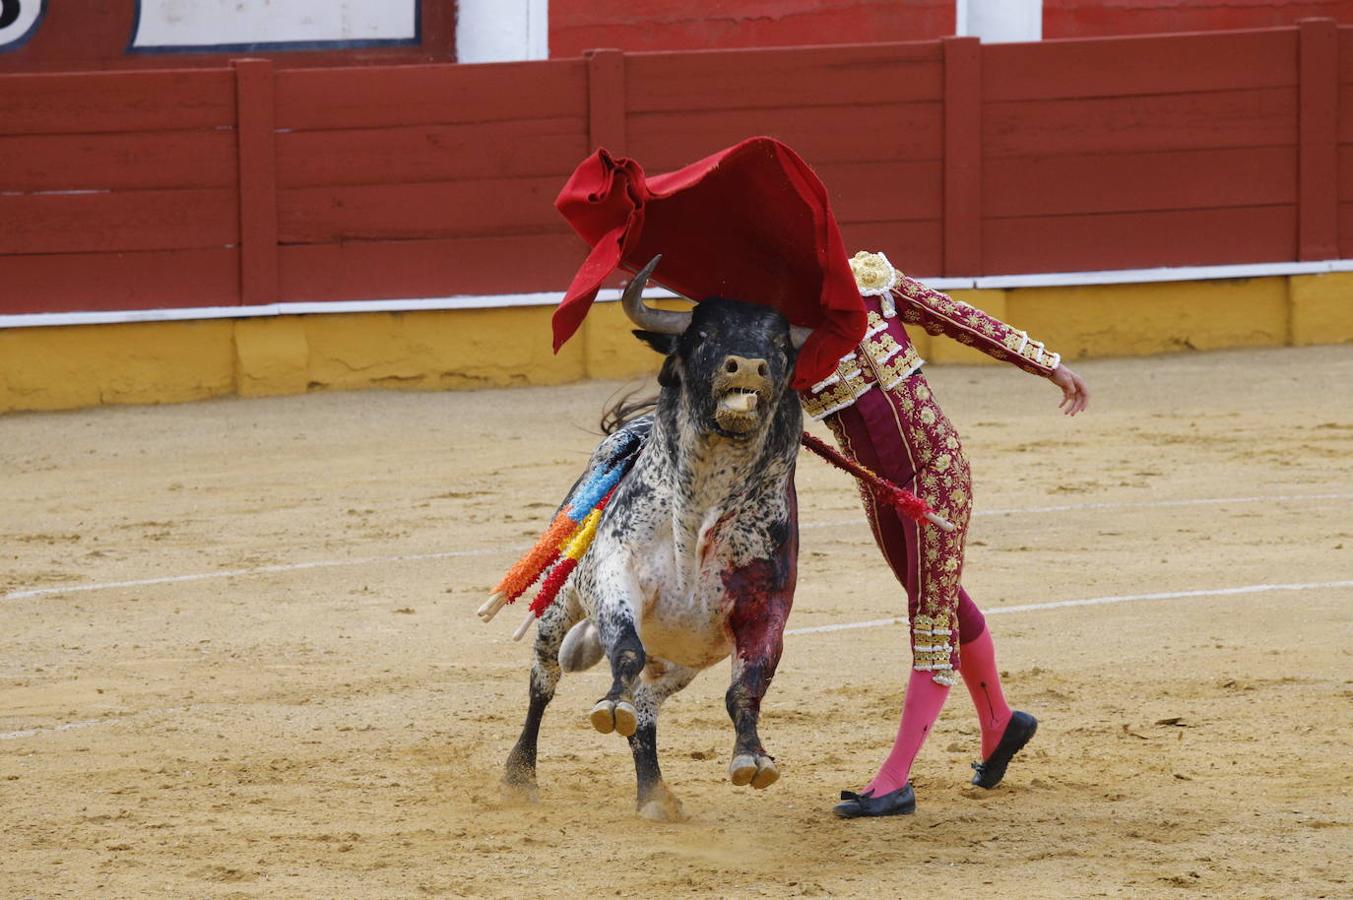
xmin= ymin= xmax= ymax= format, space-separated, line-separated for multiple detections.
xmin=832 ymin=783 xmax=916 ymax=819
xmin=971 ymin=710 xmax=1038 ymax=789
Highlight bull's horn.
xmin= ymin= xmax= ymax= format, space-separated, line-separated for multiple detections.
xmin=620 ymin=255 xmax=691 ymax=335
xmin=790 ymin=325 xmax=813 ymax=349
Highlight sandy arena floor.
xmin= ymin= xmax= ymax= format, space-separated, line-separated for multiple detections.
xmin=2 ymin=345 xmax=1351 ymax=898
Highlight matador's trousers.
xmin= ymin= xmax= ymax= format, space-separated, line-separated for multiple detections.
xmin=824 ymin=372 xmax=987 ymax=686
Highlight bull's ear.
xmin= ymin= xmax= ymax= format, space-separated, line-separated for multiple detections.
xmin=657 ymin=353 xmax=681 ymax=388
xmin=632 ymin=329 xmax=679 ymax=355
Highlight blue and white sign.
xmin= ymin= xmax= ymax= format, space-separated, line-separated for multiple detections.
xmin=131 ymin=0 xmax=417 ymax=51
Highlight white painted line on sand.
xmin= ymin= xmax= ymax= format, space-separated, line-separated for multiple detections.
xmin=1 ymin=546 xmax=529 ymax=602
xmin=0 ymin=718 xmax=109 ymax=741
xmin=799 ymin=491 xmax=1353 ymax=530
xmin=4 ymin=492 xmax=1347 ymax=603
xmin=6 ymin=577 xmax=1350 ymax=742
xmin=784 ymin=579 xmax=1353 ymax=636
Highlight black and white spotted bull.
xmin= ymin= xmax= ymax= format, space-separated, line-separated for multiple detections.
xmin=502 ymin=256 xmax=810 ymax=821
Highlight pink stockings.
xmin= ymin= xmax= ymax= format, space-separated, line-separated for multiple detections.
xmin=862 ymin=668 xmax=950 ymax=796
xmin=960 ymin=625 xmax=1014 ymax=759
xmin=862 ymin=621 xmax=1015 ymax=796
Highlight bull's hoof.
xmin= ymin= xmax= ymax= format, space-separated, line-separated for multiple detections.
xmin=589 ymin=699 xmax=638 ymax=737
xmin=637 ymin=782 xmax=687 ymax=822
xmin=589 ymin=699 xmax=616 ymax=734
xmin=729 ymin=753 xmax=779 ymax=789
xmin=614 ymin=701 xmax=638 ymax=737
xmin=499 ymin=777 xmax=540 ymax=805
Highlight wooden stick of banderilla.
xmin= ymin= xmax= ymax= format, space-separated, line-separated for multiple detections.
xmin=799 ymin=431 xmax=956 ymax=532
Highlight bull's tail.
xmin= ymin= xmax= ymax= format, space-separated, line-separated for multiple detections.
xmin=558 ymin=619 xmax=604 ymax=672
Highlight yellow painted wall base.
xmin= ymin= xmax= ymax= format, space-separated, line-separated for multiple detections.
xmin=2 ymin=273 xmax=1350 ymax=414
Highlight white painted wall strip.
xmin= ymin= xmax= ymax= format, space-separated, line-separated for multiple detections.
xmin=3 ymin=492 xmax=1347 ymax=604
xmin=0 ymin=286 xmax=683 ymax=330
xmin=960 ymin=0 xmax=1042 ymax=44
xmin=456 ymin=0 xmax=549 ymax=63
xmin=6 ymin=259 xmax=1351 ymax=330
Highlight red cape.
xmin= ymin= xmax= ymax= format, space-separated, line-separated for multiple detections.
xmin=552 ymin=137 xmax=866 ymax=389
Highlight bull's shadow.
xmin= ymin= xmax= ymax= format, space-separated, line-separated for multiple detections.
xmin=502 ymin=256 xmax=807 ymax=821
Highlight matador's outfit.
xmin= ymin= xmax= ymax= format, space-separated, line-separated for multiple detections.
xmin=802 ymin=252 xmax=1061 ymax=685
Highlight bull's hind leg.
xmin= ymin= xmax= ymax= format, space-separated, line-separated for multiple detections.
xmin=503 ymin=598 xmax=581 ymax=801
xmin=588 ymin=600 xmax=646 ymax=738
xmin=628 ymin=660 xmax=698 ymax=822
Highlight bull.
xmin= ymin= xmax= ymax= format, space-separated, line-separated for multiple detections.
xmin=501 ymin=256 xmax=809 ymax=820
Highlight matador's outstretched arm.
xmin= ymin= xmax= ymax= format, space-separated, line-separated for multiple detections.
xmin=891 ymin=275 xmax=1061 ymax=378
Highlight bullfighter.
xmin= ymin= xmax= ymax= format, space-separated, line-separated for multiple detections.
xmin=807 ymin=250 xmax=1089 ymax=818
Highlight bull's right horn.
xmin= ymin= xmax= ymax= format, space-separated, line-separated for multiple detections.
xmin=621 ymin=254 xmax=692 ymax=335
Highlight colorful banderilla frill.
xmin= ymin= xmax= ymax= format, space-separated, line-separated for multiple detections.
xmin=477 ymin=430 xmax=643 ymax=640
xmin=799 ymin=431 xmax=954 ymax=532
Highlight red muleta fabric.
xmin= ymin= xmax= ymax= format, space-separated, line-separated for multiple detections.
xmin=552 ymin=136 xmax=867 ymax=389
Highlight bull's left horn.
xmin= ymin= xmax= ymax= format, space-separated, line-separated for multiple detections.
xmin=789 ymin=325 xmax=813 ymax=349
xmin=621 ymin=255 xmax=691 ymax=335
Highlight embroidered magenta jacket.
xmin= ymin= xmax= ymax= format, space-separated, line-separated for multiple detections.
xmin=801 ymin=253 xmax=1061 ymax=420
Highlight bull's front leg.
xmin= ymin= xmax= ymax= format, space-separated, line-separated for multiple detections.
xmin=723 ymin=539 xmax=796 ymax=790
xmin=588 ymin=560 xmax=647 ymax=738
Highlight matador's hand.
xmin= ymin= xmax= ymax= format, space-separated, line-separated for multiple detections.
xmin=1049 ymin=364 xmax=1089 ymax=416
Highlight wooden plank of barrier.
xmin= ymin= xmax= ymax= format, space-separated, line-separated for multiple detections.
xmin=587 ymin=48 xmax=626 ymax=154
xmin=0 ymin=130 xmax=236 ymax=192
xmin=0 ymin=249 xmax=239 ymax=315
xmin=839 ymin=221 xmax=943 ymax=277
xmin=984 ymin=88 xmax=1297 ymax=158
xmin=625 ymin=43 xmax=943 ymax=112
xmin=1299 ymin=18 xmax=1339 ymax=262
xmin=983 ymin=29 xmax=1298 ymax=102
xmin=274 ymin=61 xmax=588 ymax=131
xmin=1338 ymin=25 xmax=1353 ymax=84
xmin=944 ymin=36 xmax=981 ymax=276
xmin=813 ymin=160 xmax=943 ymax=224
xmin=0 ymin=69 xmax=235 ymax=135
xmin=278 ymin=234 xmax=586 ymax=302
xmin=277 ymin=177 xmax=567 ymax=245
xmin=234 ymin=59 xmax=279 ymax=308
xmin=984 ymin=146 xmax=1297 ymax=218
xmin=627 ymin=102 xmax=943 ymax=170
xmin=0 ymin=189 xmax=237 ymax=255
xmin=275 ymin=118 xmax=588 ymax=189
xmin=1340 ymin=205 xmax=1353 ymax=258
xmin=984 ymin=206 xmax=1297 ymax=275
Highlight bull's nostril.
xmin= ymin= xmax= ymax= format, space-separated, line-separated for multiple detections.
xmin=725 ymin=359 xmax=738 ymax=374
xmin=757 ymin=362 xmax=768 ymax=377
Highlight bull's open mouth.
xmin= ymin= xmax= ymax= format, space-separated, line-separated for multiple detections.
xmin=714 ymin=386 xmax=765 ymax=435
xmin=719 ymin=386 xmax=761 ymax=414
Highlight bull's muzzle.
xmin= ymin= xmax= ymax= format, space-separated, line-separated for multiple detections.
xmin=713 ymin=355 xmax=771 ymax=434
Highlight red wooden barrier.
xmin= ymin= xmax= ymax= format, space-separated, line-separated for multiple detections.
xmin=0 ymin=24 xmax=1346 ymax=319
xmin=0 ymin=68 xmax=240 ymax=314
